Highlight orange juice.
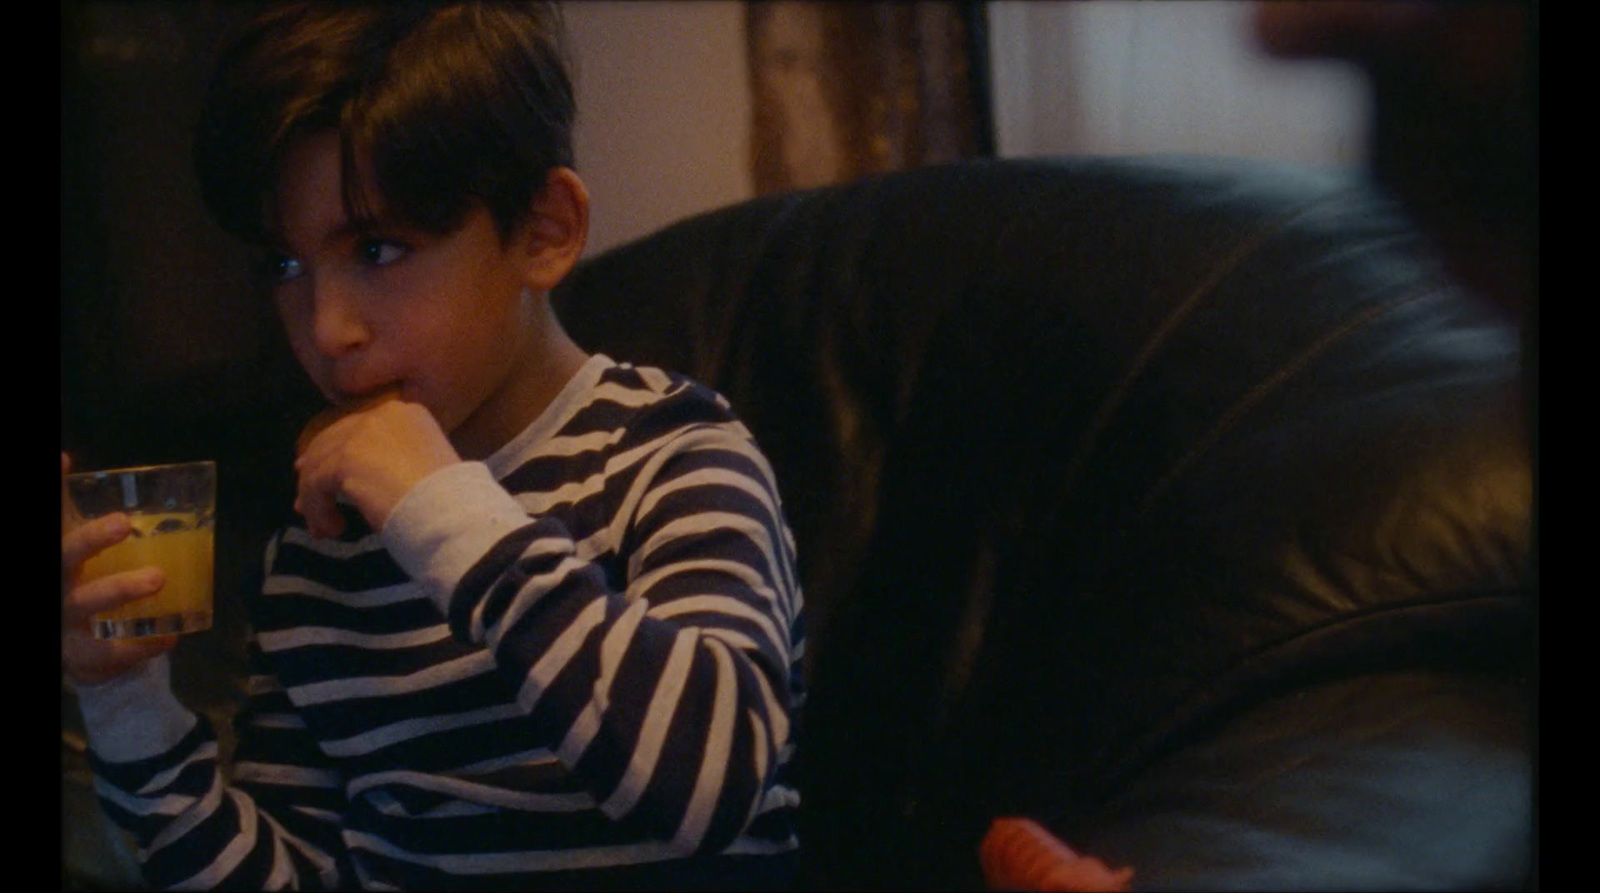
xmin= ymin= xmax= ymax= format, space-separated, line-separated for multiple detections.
xmin=79 ymin=512 xmax=214 ymax=637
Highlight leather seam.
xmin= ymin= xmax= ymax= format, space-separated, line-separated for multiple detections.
xmin=1130 ymin=281 xmax=1452 ymax=524
xmin=1086 ymin=588 xmax=1528 ymax=803
xmin=1055 ymin=196 xmax=1332 ymax=505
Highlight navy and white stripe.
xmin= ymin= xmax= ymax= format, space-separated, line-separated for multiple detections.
xmin=90 ymin=355 xmax=804 ymax=889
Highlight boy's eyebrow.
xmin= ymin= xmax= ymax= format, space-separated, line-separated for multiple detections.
xmin=340 ymin=202 xmax=427 ymax=239
xmin=263 ymin=213 xmax=412 ymax=253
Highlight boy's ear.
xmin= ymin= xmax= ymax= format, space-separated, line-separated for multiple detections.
xmin=518 ymin=167 xmax=589 ymax=291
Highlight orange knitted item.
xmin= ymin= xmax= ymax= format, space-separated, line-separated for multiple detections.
xmin=979 ymin=817 xmax=1134 ymax=892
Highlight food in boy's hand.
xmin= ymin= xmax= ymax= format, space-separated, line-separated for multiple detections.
xmin=296 ymin=388 xmax=402 ymax=457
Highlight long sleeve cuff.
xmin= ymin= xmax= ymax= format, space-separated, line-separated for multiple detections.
xmin=72 ymin=655 xmax=198 ymax=763
xmin=382 ymin=460 xmax=533 ymax=616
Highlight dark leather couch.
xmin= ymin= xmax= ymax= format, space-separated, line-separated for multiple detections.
xmin=63 ymin=154 xmax=1534 ymax=891
xmin=551 ymin=155 xmax=1535 ymax=891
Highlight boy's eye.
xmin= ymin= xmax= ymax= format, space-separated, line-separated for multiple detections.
xmin=261 ymin=253 xmax=303 ymax=283
xmin=358 ymin=239 xmax=408 ymax=266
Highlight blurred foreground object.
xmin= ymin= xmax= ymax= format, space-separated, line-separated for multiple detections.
xmin=980 ymin=818 xmax=1133 ymax=891
xmin=1255 ymin=1 xmax=1536 ymax=321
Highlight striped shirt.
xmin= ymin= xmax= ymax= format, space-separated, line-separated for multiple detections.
xmin=84 ymin=355 xmax=804 ymax=889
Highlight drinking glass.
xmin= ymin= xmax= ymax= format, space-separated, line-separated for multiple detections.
xmin=65 ymin=461 xmax=215 ymax=639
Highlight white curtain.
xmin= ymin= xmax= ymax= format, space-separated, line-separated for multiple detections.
xmin=986 ymin=0 xmax=1368 ymax=167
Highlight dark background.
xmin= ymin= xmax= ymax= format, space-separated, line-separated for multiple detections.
xmin=61 ymin=0 xmax=319 ymax=720
xmin=62 ymin=1 xmax=318 ymax=473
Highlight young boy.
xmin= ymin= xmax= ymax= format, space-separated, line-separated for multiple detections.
xmin=61 ymin=3 xmax=804 ymax=888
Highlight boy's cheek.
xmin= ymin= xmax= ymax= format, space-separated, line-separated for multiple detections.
xmin=277 ymin=312 xmax=318 ymax=373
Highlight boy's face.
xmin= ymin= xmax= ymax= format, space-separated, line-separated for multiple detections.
xmin=265 ymin=131 xmax=544 ymax=454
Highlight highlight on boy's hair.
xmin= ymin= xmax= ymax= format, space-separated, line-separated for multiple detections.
xmin=194 ymin=1 xmax=576 ymax=246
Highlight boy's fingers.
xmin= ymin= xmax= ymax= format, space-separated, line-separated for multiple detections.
xmin=64 ymin=568 xmax=166 ymax=627
xmin=294 ymin=450 xmax=349 ymax=539
xmin=294 ymin=481 xmax=346 ymax=539
xmin=62 ymin=514 xmax=131 ymax=580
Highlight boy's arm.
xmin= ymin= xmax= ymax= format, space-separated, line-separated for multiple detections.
xmin=79 ymin=582 xmax=350 ymax=889
xmin=383 ymin=421 xmax=801 ymax=856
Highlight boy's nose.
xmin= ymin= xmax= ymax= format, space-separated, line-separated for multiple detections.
xmin=309 ymin=279 xmax=372 ymax=357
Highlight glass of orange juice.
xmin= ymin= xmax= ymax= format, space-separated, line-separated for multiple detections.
xmin=65 ymin=460 xmax=215 ymax=639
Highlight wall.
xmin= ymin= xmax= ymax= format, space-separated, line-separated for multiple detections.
xmin=563 ymin=1 xmax=756 ymax=257
xmin=986 ymin=0 xmax=1369 ymax=167
xmin=563 ymin=1 xmax=1372 ymax=258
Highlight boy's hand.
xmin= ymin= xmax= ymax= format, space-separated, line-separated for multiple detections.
xmin=294 ymin=398 xmax=461 ymax=538
xmin=61 ymin=453 xmax=177 ymax=686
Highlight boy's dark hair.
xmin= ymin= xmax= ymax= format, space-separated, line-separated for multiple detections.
xmin=194 ymin=1 xmax=575 ymax=245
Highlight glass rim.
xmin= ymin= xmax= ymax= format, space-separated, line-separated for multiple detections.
xmin=66 ymin=459 xmax=216 ymax=481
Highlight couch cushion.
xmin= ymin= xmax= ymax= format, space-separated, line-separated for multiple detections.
xmin=553 ymin=156 xmax=1532 ymax=887
xmin=1078 ymin=670 xmax=1532 ymax=890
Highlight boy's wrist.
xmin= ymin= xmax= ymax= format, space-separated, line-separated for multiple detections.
xmin=382 ymin=461 xmax=534 ymax=617
xmin=71 ymin=654 xmax=198 ymax=763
